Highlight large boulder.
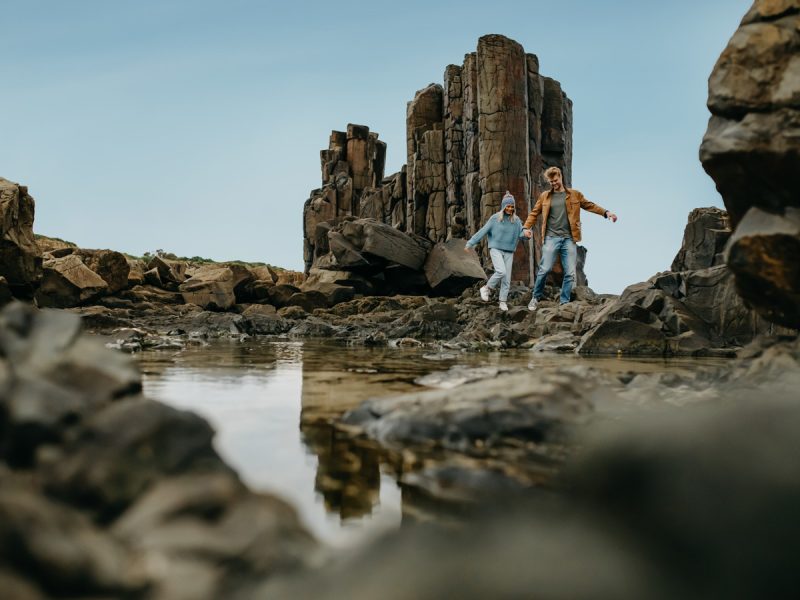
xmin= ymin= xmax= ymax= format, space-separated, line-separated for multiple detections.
xmin=0 ymin=178 xmax=42 ymax=297
xmin=41 ymin=397 xmax=230 ymax=521
xmin=146 ymin=255 xmax=187 ymax=285
xmin=0 ymin=481 xmax=149 ymax=597
xmin=0 ymin=303 xmax=141 ymax=466
xmin=699 ymin=3 xmax=800 ymax=328
xmin=577 ymin=319 xmax=666 ymax=356
xmin=74 ymin=249 xmax=131 ymax=294
xmin=425 ymin=239 xmax=486 ymax=295
xmin=111 ymin=473 xmax=317 ymax=599
xmin=671 ymin=207 xmax=730 ymax=271
xmin=179 ymin=264 xmax=252 ymax=310
xmin=342 ymin=369 xmax=596 ymax=451
xmin=359 ymin=218 xmax=431 ymax=270
xmin=725 ymin=207 xmax=800 ymax=329
xmin=126 ymin=258 xmax=146 ymax=287
xmin=35 ymin=254 xmax=108 ymax=308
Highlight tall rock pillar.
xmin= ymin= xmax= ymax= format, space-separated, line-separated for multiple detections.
xmin=477 ymin=35 xmax=531 ymax=281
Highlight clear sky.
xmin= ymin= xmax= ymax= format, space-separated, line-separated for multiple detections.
xmin=1 ymin=0 xmax=751 ymax=294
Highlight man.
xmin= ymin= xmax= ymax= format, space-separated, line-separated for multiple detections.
xmin=523 ymin=167 xmax=617 ymax=310
xmin=464 ymin=191 xmax=526 ymax=312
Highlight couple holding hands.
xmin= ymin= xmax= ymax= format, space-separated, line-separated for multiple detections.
xmin=464 ymin=166 xmax=618 ymax=312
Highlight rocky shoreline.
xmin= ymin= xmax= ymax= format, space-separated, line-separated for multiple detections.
xmin=1 ymin=2 xmax=800 ymax=598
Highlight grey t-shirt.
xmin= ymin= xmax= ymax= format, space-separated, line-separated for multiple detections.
xmin=545 ymin=191 xmax=572 ymax=238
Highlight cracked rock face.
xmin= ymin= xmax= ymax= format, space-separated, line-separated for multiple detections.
xmin=700 ymin=0 xmax=800 ymax=328
xmin=0 ymin=178 xmax=42 ymax=298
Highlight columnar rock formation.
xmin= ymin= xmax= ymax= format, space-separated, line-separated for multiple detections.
xmin=700 ymin=1 xmax=800 ymax=329
xmin=303 ymin=35 xmax=574 ymax=286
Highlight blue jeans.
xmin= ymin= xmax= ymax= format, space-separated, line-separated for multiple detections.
xmin=487 ymin=248 xmax=514 ymax=301
xmin=532 ymin=236 xmax=577 ymax=304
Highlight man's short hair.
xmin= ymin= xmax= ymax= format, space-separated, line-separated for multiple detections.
xmin=544 ymin=166 xmax=562 ymax=180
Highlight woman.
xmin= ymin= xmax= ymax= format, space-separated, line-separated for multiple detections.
xmin=464 ymin=191 xmax=526 ymax=311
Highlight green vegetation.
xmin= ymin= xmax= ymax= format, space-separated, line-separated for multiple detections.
xmin=130 ymin=249 xmax=291 ymax=273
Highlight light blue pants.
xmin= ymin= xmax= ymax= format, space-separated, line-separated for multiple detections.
xmin=487 ymin=248 xmax=514 ymax=302
xmin=532 ymin=236 xmax=577 ymax=304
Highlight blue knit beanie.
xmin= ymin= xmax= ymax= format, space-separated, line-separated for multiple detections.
xmin=501 ymin=193 xmax=515 ymax=209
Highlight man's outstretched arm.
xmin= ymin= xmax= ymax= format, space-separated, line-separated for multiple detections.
xmin=578 ymin=191 xmax=617 ymax=222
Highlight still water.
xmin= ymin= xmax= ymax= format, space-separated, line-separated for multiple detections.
xmin=138 ymin=339 xmax=725 ymax=546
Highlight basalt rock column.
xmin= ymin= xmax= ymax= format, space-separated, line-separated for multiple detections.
xmin=700 ymin=1 xmax=800 ymax=329
xmin=477 ymin=35 xmax=531 ymax=281
xmin=304 ymin=125 xmax=386 ymax=274
xmin=541 ymin=77 xmax=574 ymax=188
xmin=407 ymin=84 xmax=445 ymax=238
xmin=462 ymin=52 xmax=482 ymax=238
xmin=526 ymin=53 xmax=546 ymax=275
xmin=444 ymin=65 xmax=466 ymax=239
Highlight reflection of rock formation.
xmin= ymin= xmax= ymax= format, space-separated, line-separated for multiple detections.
xmin=300 ymin=424 xmax=383 ymax=521
xmin=303 ymin=34 xmax=576 ymax=286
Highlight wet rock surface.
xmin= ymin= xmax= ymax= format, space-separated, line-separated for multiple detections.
xmin=270 ymin=360 xmax=800 ymax=599
xmin=0 ymin=302 xmax=318 ymax=598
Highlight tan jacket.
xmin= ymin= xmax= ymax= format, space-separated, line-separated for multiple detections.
xmin=522 ymin=188 xmax=607 ymax=243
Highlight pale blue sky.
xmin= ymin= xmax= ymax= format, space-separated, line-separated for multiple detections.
xmin=1 ymin=0 xmax=751 ymax=293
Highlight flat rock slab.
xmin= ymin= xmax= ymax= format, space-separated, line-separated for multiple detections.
xmin=425 ymin=239 xmax=486 ymax=295
xmin=342 ymin=369 xmax=599 ymax=452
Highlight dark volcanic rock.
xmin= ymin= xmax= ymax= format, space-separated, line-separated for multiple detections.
xmin=112 ymin=472 xmax=317 ymax=599
xmin=0 ymin=303 xmax=140 ymax=466
xmin=725 ymin=206 xmax=800 ymax=329
xmin=41 ymin=397 xmax=230 ymax=521
xmin=577 ymin=319 xmax=666 ymax=356
xmin=700 ymin=5 xmax=800 ymax=329
xmin=342 ymin=369 xmax=596 ymax=451
xmin=671 ymin=207 xmax=730 ymax=271
xmin=0 ymin=480 xmax=148 ymax=597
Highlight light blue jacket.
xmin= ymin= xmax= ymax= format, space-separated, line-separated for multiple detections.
xmin=465 ymin=212 xmax=526 ymax=252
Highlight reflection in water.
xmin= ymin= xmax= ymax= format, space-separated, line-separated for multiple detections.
xmin=301 ymin=424 xmax=384 ymax=521
xmin=139 ymin=338 xmax=730 ymax=545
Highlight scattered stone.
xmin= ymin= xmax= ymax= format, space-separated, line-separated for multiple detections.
xmin=35 ymin=254 xmax=108 ymax=308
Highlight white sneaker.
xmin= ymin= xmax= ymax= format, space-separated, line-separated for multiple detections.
xmin=499 ymin=301 xmax=508 ymax=312
xmin=527 ymin=297 xmax=538 ymax=311
xmin=479 ymin=285 xmax=490 ymax=302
